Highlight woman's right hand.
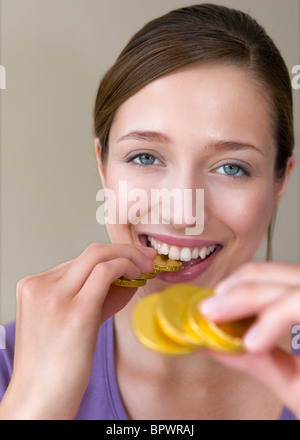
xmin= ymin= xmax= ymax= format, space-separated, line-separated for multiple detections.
xmin=0 ymin=243 xmax=156 ymax=420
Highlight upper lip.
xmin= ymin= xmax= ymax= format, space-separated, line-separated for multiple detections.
xmin=139 ymin=233 xmax=222 ymax=248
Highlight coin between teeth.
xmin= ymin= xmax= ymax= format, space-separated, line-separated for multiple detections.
xmin=153 ymin=254 xmax=182 ymax=273
xmin=113 ymin=255 xmax=182 ymax=287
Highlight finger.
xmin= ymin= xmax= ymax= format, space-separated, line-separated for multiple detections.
xmin=207 ymin=348 xmax=300 ymax=419
xmin=75 ymin=257 xmax=144 ymax=319
xmin=243 ymin=288 xmax=300 ymax=352
xmin=199 ymin=282 xmax=288 ymax=322
xmin=216 ymin=261 xmax=300 ymax=296
xmin=62 ymin=243 xmax=156 ymax=295
xmin=77 ymin=256 xmax=146 ymax=302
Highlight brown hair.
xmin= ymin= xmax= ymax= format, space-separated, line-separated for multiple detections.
xmin=94 ymin=3 xmax=294 ymax=258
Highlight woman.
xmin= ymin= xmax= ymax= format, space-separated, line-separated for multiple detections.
xmin=0 ymin=4 xmax=299 ymax=419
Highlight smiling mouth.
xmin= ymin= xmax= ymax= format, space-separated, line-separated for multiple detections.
xmin=140 ymin=234 xmax=221 ymax=269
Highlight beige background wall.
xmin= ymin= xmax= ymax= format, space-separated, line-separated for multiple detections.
xmin=0 ymin=0 xmax=299 ymax=324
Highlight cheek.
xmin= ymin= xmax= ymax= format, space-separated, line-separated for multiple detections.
xmin=105 ymin=223 xmax=133 ymax=244
xmin=209 ymin=182 xmax=275 ymax=244
xmin=100 ymin=174 xmax=154 ymax=244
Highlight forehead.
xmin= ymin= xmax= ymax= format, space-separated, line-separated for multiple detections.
xmin=109 ymin=64 xmax=274 ymax=153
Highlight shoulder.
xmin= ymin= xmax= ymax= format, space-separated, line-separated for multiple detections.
xmin=0 ymin=322 xmax=16 ymax=401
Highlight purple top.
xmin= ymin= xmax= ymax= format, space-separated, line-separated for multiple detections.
xmin=0 ymin=319 xmax=297 ymax=420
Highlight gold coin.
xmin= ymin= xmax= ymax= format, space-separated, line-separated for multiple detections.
xmin=137 ymin=271 xmax=157 ymax=280
xmin=187 ymin=293 xmax=252 ymax=353
xmin=156 ymin=284 xmax=210 ymax=347
xmin=132 ymin=284 xmax=254 ymax=356
xmin=211 ymin=317 xmax=255 ymax=350
xmin=132 ymin=293 xmax=195 ymax=355
xmin=113 ymin=255 xmax=181 ymax=288
xmin=113 ymin=277 xmax=146 ymax=287
xmin=187 ymin=292 xmax=233 ymax=352
xmin=153 ymin=254 xmax=182 ymax=273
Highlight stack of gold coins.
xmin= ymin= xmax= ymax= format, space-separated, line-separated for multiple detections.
xmin=152 ymin=255 xmax=183 ymax=273
xmin=132 ymin=284 xmax=254 ymax=355
xmin=113 ymin=254 xmax=182 ymax=287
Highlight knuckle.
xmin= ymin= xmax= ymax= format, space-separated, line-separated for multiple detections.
xmin=16 ymin=275 xmax=40 ymax=302
xmin=80 ymin=242 xmax=109 ymax=262
xmin=92 ymin=261 xmax=110 ymax=278
xmin=16 ymin=274 xmax=64 ymax=314
xmin=86 ymin=242 xmax=100 ymax=252
xmin=86 ymin=242 xmax=105 ymax=254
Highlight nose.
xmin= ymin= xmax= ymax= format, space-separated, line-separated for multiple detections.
xmin=156 ymin=170 xmax=206 ymax=236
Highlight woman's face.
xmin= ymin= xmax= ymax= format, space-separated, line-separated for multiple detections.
xmin=97 ymin=64 xmax=287 ymax=289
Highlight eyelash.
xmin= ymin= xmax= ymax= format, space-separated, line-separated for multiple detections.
xmin=125 ymin=153 xmax=164 ymax=168
xmin=214 ymin=163 xmax=252 ymax=179
xmin=125 ymin=153 xmax=252 ymax=179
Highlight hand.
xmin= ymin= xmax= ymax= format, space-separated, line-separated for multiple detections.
xmin=199 ymin=261 xmax=300 ymax=418
xmin=0 ymin=243 xmax=156 ymax=420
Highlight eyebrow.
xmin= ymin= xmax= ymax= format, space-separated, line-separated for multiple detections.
xmin=117 ymin=130 xmax=172 ymax=145
xmin=205 ymin=139 xmax=265 ymax=156
xmin=117 ymin=130 xmax=264 ymax=156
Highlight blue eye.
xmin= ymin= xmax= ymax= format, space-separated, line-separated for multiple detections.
xmin=215 ymin=163 xmax=250 ymax=178
xmin=125 ymin=151 xmax=165 ymax=168
xmin=223 ymin=164 xmax=241 ymax=176
xmin=134 ymin=154 xmax=156 ymax=165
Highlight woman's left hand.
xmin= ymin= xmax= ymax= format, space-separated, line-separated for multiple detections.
xmin=199 ymin=261 xmax=300 ymax=418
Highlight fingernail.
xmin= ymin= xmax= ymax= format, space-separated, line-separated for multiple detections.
xmin=243 ymin=324 xmax=261 ymax=350
xmin=143 ymin=246 xmax=156 ymax=251
xmin=199 ymin=297 xmax=225 ymax=319
xmin=143 ymin=247 xmax=157 ymax=255
xmin=215 ymin=276 xmax=237 ymax=296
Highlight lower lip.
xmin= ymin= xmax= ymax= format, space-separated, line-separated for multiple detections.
xmin=156 ymin=246 xmax=221 ymax=283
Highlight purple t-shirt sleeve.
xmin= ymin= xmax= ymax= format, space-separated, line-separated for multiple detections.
xmin=0 ymin=322 xmax=15 ymax=402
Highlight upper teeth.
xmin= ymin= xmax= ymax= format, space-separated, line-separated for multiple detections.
xmin=148 ymin=236 xmax=217 ymax=262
